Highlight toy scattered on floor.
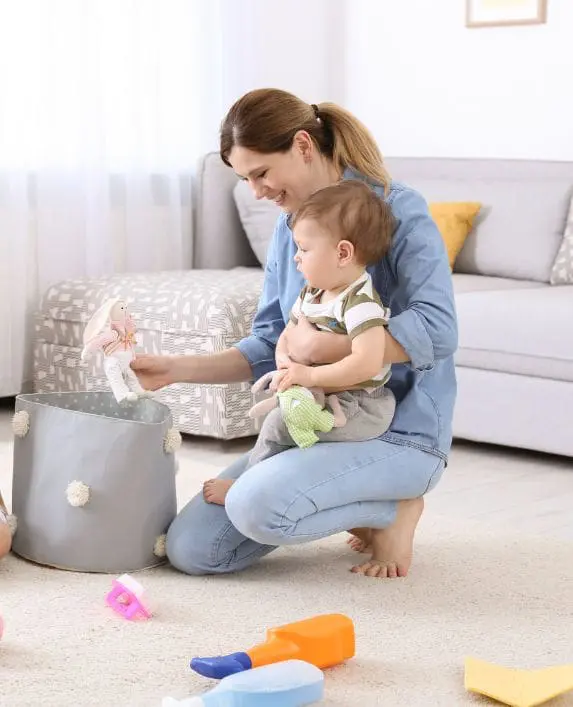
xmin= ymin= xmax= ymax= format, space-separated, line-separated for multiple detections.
xmin=191 ymin=613 xmax=355 ymax=679
xmin=10 ymin=391 xmax=178 ymax=573
xmin=163 ymin=660 xmax=324 ymax=706
xmin=465 ymin=656 xmax=573 ymax=707
xmin=106 ymin=574 xmax=151 ymax=620
xmin=248 ymin=371 xmax=346 ymax=449
xmin=81 ymin=297 xmax=152 ymax=405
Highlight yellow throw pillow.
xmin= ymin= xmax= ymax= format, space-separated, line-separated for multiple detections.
xmin=429 ymin=202 xmax=482 ymax=269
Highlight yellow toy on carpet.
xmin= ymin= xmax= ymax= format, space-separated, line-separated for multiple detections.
xmin=465 ymin=657 xmax=573 ymax=707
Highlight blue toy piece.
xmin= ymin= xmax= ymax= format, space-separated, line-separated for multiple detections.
xmin=190 ymin=652 xmax=252 ymax=679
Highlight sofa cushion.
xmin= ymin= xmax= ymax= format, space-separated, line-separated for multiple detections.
xmin=455 ymin=285 xmax=573 ymax=382
xmin=234 ymin=180 xmax=279 ymax=266
xmin=385 ymin=157 xmax=573 ymax=283
xmin=452 ymin=274 xmax=546 ymax=294
xmin=429 ymin=202 xmax=481 ymax=269
xmin=550 ymin=194 xmax=573 ymax=285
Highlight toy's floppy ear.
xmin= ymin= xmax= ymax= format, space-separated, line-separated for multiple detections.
xmin=248 ymin=396 xmax=278 ymax=419
xmin=83 ymin=298 xmax=119 ymax=344
xmin=252 ymin=370 xmax=277 ymax=396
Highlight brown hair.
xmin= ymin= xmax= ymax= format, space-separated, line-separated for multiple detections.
xmin=291 ymin=180 xmax=396 ymax=266
xmin=220 ymin=88 xmax=390 ymax=190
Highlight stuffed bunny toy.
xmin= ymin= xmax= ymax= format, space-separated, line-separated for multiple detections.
xmin=81 ymin=298 xmax=152 ymax=405
xmin=248 ymin=370 xmax=347 ymax=449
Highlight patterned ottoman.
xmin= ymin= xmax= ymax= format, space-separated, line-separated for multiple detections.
xmin=33 ymin=268 xmax=266 ymax=440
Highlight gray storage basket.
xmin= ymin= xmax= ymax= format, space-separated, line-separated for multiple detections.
xmin=11 ymin=392 xmax=179 ymax=573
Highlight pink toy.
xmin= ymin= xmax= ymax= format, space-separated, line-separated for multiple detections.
xmin=81 ymin=297 xmax=153 ymax=405
xmin=105 ymin=573 xmax=152 ymax=620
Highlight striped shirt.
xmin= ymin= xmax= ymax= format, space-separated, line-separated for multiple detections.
xmin=289 ymin=272 xmax=392 ymax=390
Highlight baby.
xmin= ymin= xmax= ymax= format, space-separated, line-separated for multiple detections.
xmin=204 ymin=179 xmax=396 ymax=505
xmin=0 ymin=489 xmax=11 ymax=559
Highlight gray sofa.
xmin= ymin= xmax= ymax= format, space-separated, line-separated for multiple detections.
xmin=33 ymin=153 xmax=573 ymax=457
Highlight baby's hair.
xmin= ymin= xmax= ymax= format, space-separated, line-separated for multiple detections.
xmin=291 ymin=180 xmax=395 ymax=266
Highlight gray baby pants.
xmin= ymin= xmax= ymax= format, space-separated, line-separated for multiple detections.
xmin=248 ymin=386 xmax=396 ymax=468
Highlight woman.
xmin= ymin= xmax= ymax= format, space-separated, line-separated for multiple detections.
xmin=132 ymin=89 xmax=457 ymax=579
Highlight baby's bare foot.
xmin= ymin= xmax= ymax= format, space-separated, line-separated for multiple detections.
xmin=347 ymin=528 xmax=372 ymax=553
xmin=203 ymin=479 xmax=234 ymax=506
xmin=351 ymin=497 xmax=424 ymax=579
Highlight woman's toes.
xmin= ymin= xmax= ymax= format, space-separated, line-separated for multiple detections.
xmin=350 ymin=560 xmax=402 ymax=579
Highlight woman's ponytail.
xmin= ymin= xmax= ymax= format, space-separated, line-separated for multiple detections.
xmin=316 ymin=103 xmax=390 ymax=191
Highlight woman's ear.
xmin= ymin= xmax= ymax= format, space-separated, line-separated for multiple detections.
xmin=292 ymin=130 xmax=314 ymax=162
xmin=337 ymin=239 xmax=355 ymax=266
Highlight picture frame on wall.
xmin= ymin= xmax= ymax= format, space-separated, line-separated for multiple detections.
xmin=466 ymin=0 xmax=547 ymax=28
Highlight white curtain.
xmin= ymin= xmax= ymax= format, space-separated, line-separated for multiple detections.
xmin=0 ymin=0 xmax=224 ymax=395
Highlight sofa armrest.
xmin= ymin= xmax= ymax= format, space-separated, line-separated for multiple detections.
xmin=193 ymin=152 xmax=259 ymax=269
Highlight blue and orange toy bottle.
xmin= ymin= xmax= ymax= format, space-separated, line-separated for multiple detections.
xmin=190 ymin=613 xmax=355 ymax=679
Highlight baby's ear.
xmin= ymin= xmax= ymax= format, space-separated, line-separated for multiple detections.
xmin=337 ymin=239 xmax=355 ymax=266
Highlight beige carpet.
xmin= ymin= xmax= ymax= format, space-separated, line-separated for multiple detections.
xmin=2 ymin=409 xmax=573 ymax=706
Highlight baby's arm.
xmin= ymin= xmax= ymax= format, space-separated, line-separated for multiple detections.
xmin=306 ymin=325 xmax=386 ymax=389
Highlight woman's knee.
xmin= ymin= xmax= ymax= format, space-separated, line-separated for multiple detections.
xmin=422 ymin=458 xmax=445 ymax=495
xmin=225 ymin=473 xmax=288 ymax=546
xmin=165 ymin=512 xmax=217 ymax=576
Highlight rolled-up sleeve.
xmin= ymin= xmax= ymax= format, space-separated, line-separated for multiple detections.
xmin=386 ymin=188 xmax=458 ymax=371
xmin=234 ymin=218 xmax=285 ymax=381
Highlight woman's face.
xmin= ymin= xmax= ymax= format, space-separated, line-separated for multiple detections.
xmin=228 ymin=135 xmax=317 ymax=214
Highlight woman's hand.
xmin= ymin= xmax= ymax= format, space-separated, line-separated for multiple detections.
xmin=130 ymin=355 xmax=177 ymax=391
xmin=283 ymin=315 xmax=321 ymax=365
xmin=285 ymin=314 xmax=352 ymax=365
xmin=276 ymin=361 xmax=316 ymax=393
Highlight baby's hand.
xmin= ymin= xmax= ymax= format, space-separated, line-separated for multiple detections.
xmin=269 ymin=369 xmax=289 ymax=392
xmin=277 ymin=362 xmax=315 ymax=393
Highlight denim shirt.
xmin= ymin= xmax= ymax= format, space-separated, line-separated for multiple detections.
xmin=235 ymin=171 xmax=458 ymax=464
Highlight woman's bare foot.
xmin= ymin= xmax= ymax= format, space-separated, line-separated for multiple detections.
xmin=347 ymin=528 xmax=372 ymax=553
xmin=203 ymin=479 xmax=235 ymax=506
xmin=351 ymin=497 xmax=424 ymax=578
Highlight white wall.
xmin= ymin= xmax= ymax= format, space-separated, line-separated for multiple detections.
xmin=218 ymin=0 xmax=346 ymax=118
xmin=345 ymin=0 xmax=573 ymax=160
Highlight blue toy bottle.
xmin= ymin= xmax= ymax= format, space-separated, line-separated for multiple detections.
xmin=162 ymin=659 xmax=324 ymax=706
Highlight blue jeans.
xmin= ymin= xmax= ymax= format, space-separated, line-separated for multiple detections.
xmin=165 ymin=439 xmax=445 ymax=575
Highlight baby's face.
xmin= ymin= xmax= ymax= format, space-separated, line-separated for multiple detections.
xmin=292 ymin=219 xmax=342 ymax=290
